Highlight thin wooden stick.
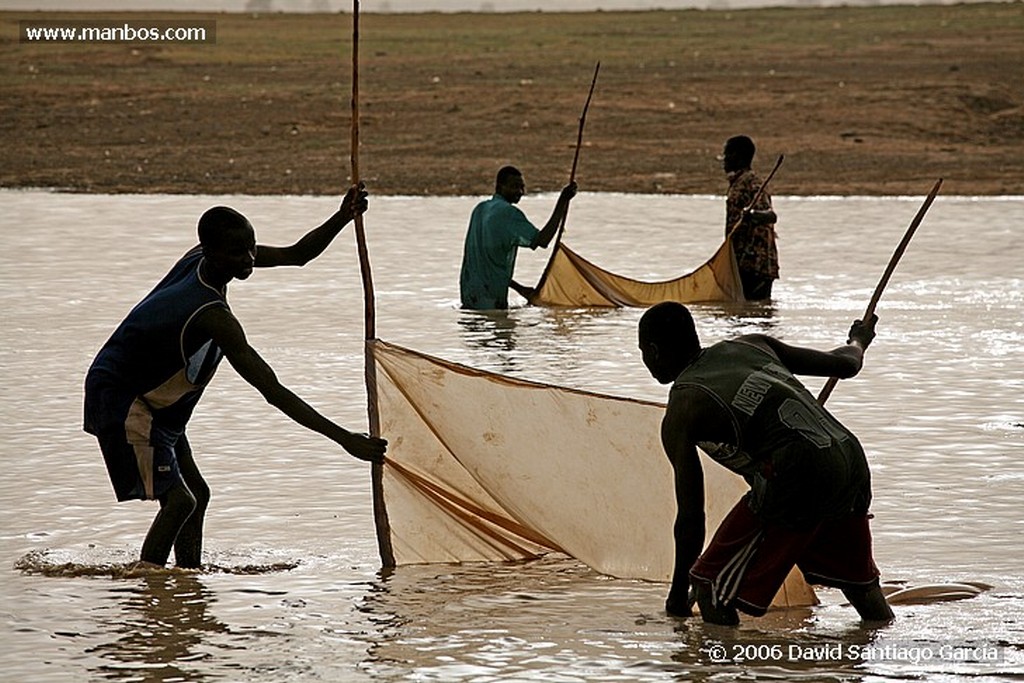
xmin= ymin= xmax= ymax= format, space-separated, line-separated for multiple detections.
xmin=568 ymin=61 xmax=600 ymax=184
xmin=557 ymin=61 xmax=599 ymax=239
xmin=526 ymin=62 xmax=599 ymax=302
xmin=349 ymin=0 xmax=394 ymax=567
xmin=350 ymin=1 xmax=373 ymax=345
xmin=817 ymin=178 xmax=943 ymax=404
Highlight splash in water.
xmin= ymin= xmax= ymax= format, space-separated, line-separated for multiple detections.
xmin=14 ymin=548 xmax=299 ymax=578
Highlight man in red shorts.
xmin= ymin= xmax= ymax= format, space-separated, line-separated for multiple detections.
xmin=638 ymin=301 xmax=893 ymax=625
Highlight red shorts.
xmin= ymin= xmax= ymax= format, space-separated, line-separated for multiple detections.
xmin=689 ymin=498 xmax=881 ymax=616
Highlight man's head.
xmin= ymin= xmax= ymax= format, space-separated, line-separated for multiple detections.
xmin=495 ymin=165 xmax=526 ymax=204
xmin=638 ymin=301 xmax=701 ymax=384
xmin=198 ymin=206 xmax=256 ymax=281
xmin=722 ymin=135 xmax=756 ymax=174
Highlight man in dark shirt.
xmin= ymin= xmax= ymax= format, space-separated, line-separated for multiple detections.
xmin=85 ymin=184 xmax=386 ymax=572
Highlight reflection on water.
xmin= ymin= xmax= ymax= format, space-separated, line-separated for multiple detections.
xmin=456 ymin=305 xmax=626 ymax=377
xmin=356 ymin=556 xmax=971 ymax=682
xmin=692 ymin=299 xmax=781 ymax=334
xmin=88 ymin=573 xmax=228 ymax=682
xmin=1 ymin=191 xmax=1022 ymax=681
xmin=358 ymin=557 xmax=684 ymax=681
xmin=457 ymin=310 xmax=521 ymax=372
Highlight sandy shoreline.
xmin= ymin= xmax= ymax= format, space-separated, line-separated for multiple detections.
xmin=3 ymin=4 xmax=1022 ymax=196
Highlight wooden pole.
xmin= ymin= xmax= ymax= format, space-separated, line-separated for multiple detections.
xmin=523 ymin=62 xmax=599 ymax=302
xmin=817 ymin=178 xmax=943 ymax=404
xmin=556 ymin=61 xmax=600 ymax=239
xmin=349 ymin=0 xmax=394 ymax=567
xmin=569 ymin=62 xmax=600 ymax=184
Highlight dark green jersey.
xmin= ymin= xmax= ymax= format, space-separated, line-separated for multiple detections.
xmin=671 ymin=338 xmax=871 ymax=527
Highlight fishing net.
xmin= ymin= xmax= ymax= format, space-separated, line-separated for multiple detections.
xmin=527 ymin=238 xmax=744 ymax=308
xmin=372 ymin=339 xmax=816 ymax=608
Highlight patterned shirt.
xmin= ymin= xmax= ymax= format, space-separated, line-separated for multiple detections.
xmin=726 ymin=169 xmax=779 ymax=279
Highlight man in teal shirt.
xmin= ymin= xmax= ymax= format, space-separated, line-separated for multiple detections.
xmin=460 ymin=165 xmax=577 ymax=309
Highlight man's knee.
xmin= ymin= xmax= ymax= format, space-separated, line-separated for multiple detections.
xmin=190 ymin=478 xmax=211 ymax=512
xmin=165 ymin=483 xmax=198 ymax=518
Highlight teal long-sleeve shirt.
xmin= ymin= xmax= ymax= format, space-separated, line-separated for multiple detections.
xmin=459 ymin=195 xmax=540 ymax=310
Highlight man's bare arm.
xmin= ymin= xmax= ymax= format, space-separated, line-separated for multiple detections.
xmin=662 ymin=391 xmax=707 ymax=617
xmin=255 ymin=184 xmax=368 ymax=268
xmin=741 ymin=317 xmax=877 ymax=379
xmin=531 ymin=181 xmax=577 ymax=249
xmin=195 ymin=306 xmax=385 ymax=463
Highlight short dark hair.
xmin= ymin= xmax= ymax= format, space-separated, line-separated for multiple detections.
xmin=724 ymin=135 xmax=756 ymax=166
xmin=495 ymin=165 xmax=523 ymax=190
xmin=198 ymin=206 xmax=249 ymax=248
xmin=639 ymin=301 xmax=699 ymax=351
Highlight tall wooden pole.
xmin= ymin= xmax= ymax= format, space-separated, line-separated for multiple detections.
xmin=570 ymin=62 xmax=600 ymax=184
xmin=817 ymin=178 xmax=943 ymax=404
xmin=350 ymin=0 xmax=394 ymax=567
xmin=554 ymin=61 xmax=600 ymax=242
xmin=524 ymin=62 xmax=600 ymax=303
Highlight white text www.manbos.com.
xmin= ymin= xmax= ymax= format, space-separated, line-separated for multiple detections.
xmin=20 ymin=21 xmax=216 ymax=43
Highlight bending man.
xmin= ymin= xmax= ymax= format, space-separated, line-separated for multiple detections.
xmin=638 ymin=301 xmax=893 ymax=625
xmin=84 ymin=184 xmax=387 ymax=571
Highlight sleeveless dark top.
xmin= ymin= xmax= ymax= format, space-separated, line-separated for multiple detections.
xmin=671 ymin=339 xmax=871 ymax=527
xmin=85 ymin=246 xmax=228 ymax=438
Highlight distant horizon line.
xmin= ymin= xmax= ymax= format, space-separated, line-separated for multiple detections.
xmin=0 ymin=0 xmax=1003 ymax=14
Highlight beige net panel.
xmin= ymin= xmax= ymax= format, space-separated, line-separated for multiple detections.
xmin=372 ymin=339 xmax=816 ymax=609
xmin=527 ymin=238 xmax=745 ymax=308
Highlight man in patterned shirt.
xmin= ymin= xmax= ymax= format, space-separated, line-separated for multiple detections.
xmin=723 ymin=136 xmax=779 ymax=300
